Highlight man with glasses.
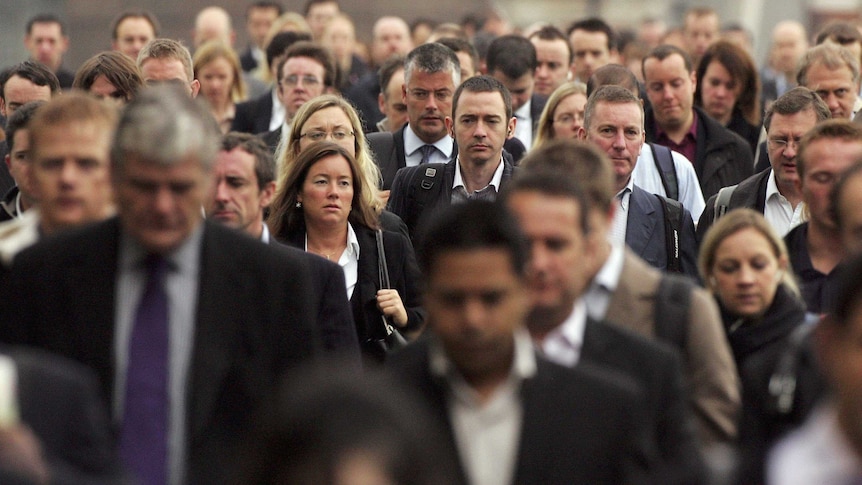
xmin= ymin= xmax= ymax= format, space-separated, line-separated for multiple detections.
xmin=136 ymin=38 xmax=200 ymax=98
xmin=698 ymin=88 xmax=831 ymax=239
xmin=262 ymin=41 xmax=335 ymax=151
xmin=368 ymin=43 xmax=460 ymax=190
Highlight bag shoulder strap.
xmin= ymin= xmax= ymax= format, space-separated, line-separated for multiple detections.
xmin=375 ymin=229 xmax=390 ymax=289
xmin=654 ymin=274 xmax=693 ymax=352
xmin=712 ymin=184 xmax=738 ymax=222
xmin=649 ymin=143 xmax=679 ymax=201
xmin=656 ymin=194 xmax=684 ymax=273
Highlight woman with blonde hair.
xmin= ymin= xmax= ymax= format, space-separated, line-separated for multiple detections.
xmin=699 ymin=208 xmax=808 ymax=369
xmin=193 ymin=40 xmax=247 ymax=133
xmin=533 ymin=81 xmax=588 ymax=149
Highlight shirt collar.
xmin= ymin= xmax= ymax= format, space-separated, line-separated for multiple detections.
xmin=538 ymin=300 xmax=588 ymax=367
xmin=120 ymin=220 xmax=205 ymax=275
xmin=404 ymin=124 xmax=454 ymax=158
xmin=452 ymin=156 xmax=505 ymax=191
xmin=593 ymin=242 xmax=625 ymax=294
xmin=766 ymin=169 xmax=783 ymax=202
xmin=260 ymin=223 xmax=271 ymax=243
xmin=345 ymin=222 xmax=360 ymax=260
xmin=429 ymin=326 xmax=537 ymax=382
xmin=514 ymin=98 xmax=532 ymax=120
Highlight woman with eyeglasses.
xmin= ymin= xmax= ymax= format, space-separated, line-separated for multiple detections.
xmin=532 ymin=81 xmax=588 ymax=149
xmin=268 ymin=141 xmax=424 ymax=362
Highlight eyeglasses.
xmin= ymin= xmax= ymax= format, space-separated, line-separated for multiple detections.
xmin=768 ymin=137 xmax=801 ymax=151
xmin=281 ymin=75 xmax=322 ymax=88
xmin=553 ymin=112 xmax=585 ymax=125
xmin=299 ymin=130 xmax=355 ymax=142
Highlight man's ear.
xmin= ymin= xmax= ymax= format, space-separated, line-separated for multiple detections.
xmin=507 ymin=116 xmax=517 ymax=139
xmin=445 ymin=116 xmax=454 ymax=138
xmin=260 ymin=181 xmax=277 ymax=208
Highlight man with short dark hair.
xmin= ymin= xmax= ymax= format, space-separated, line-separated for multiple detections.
xmin=111 ymin=10 xmax=160 ymax=61
xmin=304 ymin=0 xmax=340 ymax=41
xmin=529 ymin=26 xmax=572 ymax=96
xmin=784 ymin=119 xmax=862 ymax=314
xmin=205 ymin=132 xmax=276 ymax=242
xmin=388 ymin=76 xmax=517 ymax=240
xmin=0 ymin=61 xmax=61 ymax=200
xmin=682 ymin=7 xmax=720 ymax=66
xmin=373 ymin=55 xmax=407 ymax=134
xmin=0 ymin=101 xmax=43 ymax=222
xmin=261 ymin=41 xmax=335 ymax=149
xmin=23 ymin=14 xmax=73 ymax=88
xmin=240 ymin=2 xmax=283 ymax=73
xmin=698 ymin=87 xmax=831 ymax=239
xmin=435 ymin=37 xmax=478 ymax=80
xmin=642 ymin=44 xmax=753 ymax=200
xmin=486 ymin=35 xmax=546 ymax=149
xmin=388 ymin=201 xmax=655 ymax=485
xmin=566 ymin=18 xmax=618 ymax=83
xmin=368 ymin=43 xmax=460 ymax=189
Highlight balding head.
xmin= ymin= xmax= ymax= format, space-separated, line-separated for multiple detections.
xmin=371 ymin=16 xmax=412 ymax=66
xmin=194 ymin=6 xmax=235 ymax=47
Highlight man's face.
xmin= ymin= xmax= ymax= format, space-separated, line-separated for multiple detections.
xmin=771 ymin=24 xmax=807 ymax=75
xmin=307 ymin=1 xmax=339 ymax=40
xmin=206 ymin=147 xmax=274 ymax=238
xmin=114 ymin=154 xmax=210 ymax=255
xmin=569 ymin=29 xmax=612 ymax=82
xmin=424 ymin=248 xmax=529 ymax=384
xmin=24 ymin=22 xmax=68 ymax=71
xmin=140 ymin=57 xmax=200 ymax=97
xmin=581 ymin=101 xmax=644 ymax=190
xmin=246 ymin=6 xmax=279 ymax=49
xmin=378 ymin=69 xmax=407 ymax=131
xmin=766 ymin=109 xmax=819 ymax=193
xmin=798 ymin=138 xmax=862 ymax=231
xmin=507 ymin=191 xmax=592 ymax=330
xmin=6 ymin=129 xmax=31 ymax=196
xmin=29 ymin=121 xmax=113 ymax=233
xmin=489 ymin=70 xmax=533 ymax=113
xmin=446 ymin=90 xmax=515 ymax=168
xmin=403 ymin=70 xmax=455 ymax=143
xmin=643 ymin=53 xmax=696 ymax=131
xmin=683 ymin=13 xmax=719 ymax=60
xmin=454 ymin=51 xmax=476 ymax=80
xmin=837 ymin=172 xmax=862 ymax=255
xmin=0 ymin=75 xmax=52 ymax=118
xmin=113 ymin=17 xmax=155 ymax=60
xmin=277 ymin=56 xmax=327 ymax=120
xmin=531 ymin=37 xmax=570 ymax=96
xmin=371 ymin=19 xmax=412 ymax=66
xmin=803 ymin=61 xmax=859 ymax=120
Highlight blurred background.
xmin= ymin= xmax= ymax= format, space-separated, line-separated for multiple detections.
xmin=0 ymin=0 xmax=858 ymax=72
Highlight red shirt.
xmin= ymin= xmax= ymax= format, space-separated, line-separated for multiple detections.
xmin=655 ymin=111 xmax=698 ymax=165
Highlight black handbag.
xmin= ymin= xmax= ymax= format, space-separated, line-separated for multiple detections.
xmin=374 ymin=229 xmax=407 ymax=351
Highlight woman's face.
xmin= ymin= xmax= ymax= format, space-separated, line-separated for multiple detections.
xmin=298 ymin=154 xmax=354 ymax=227
xmin=89 ymin=75 xmax=128 ymax=104
xmin=197 ymin=56 xmax=235 ymax=106
xmin=298 ymin=106 xmax=357 ymax=157
xmin=551 ymin=93 xmax=587 ymax=140
xmin=709 ymin=227 xmax=786 ymax=319
xmin=700 ymin=61 xmax=741 ymax=124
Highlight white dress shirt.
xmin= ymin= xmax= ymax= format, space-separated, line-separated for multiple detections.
xmin=513 ymin=99 xmax=533 ymax=148
xmin=764 ymin=171 xmax=805 ymax=237
xmin=538 ymin=300 xmax=588 ymax=367
xmin=269 ymin=88 xmax=285 ymax=132
xmin=404 ymin=125 xmax=454 ymax=167
xmin=632 ymin=146 xmax=706 ymax=221
xmin=305 ymin=222 xmax=360 ymax=299
xmin=608 ymin=179 xmax=634 ymax=246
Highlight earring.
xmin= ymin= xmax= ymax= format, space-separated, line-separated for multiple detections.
xmin=295 ymin=201 xmax=302 ymax=208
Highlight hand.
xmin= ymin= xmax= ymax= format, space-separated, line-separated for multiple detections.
xmin=376 ymin=289 xmax=408 ymax=327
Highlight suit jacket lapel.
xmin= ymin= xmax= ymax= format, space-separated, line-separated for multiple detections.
xmin=394 ymin=125 xmax=407 ymax=169
xmin=605 ymin=250 xmax=657 ymax=336
xmin=625 ymin=187 xmax=658 ymax=258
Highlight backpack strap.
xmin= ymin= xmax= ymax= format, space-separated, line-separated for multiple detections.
xmin=712 ymin=184 xmax=738 ymax=222
xmin=653 ymin=274 xmax=694 ymax=354
xmin=657 ymin=194 xmax=684 ymax=274
xmin=650 ymin=143 xmax=679 ymax=201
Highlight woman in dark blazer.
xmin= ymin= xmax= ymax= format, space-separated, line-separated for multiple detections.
xmin=268 ymin=141 xmax=424 ymax=362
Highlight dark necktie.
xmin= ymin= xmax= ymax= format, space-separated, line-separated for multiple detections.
xmin=420 ymin=144 xmax=436 ymax=164
xmin=120 ymin=254 xmax=170 ymax=485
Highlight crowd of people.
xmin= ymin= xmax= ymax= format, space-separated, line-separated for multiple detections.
xmin=2 ymin=1 xmax=862 ymax=484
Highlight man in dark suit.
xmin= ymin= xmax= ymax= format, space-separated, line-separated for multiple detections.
xmin=642 ymin=45 xmax=753 ymax=201
xmin=239 ymin=2 xmax=283 ymax=74
xmin=504 ymin=143 xmax=705 ymax=484
xmin=367 ymin=43 xmax=460 ymax=190
xmin=579 ymin=85 xmax=698 ymax=277
xmin=486 ymin=35 xmax=548 ymax=151
xmin=0 ymin=86 xmax=356 ymax=485
xmin=388 ymin=76 xmax=518 ymax=241
xmin=388 ymin=201 xmax=654 ymax=485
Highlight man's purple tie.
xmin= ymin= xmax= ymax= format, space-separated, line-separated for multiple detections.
xmin=420 ymin=144 xmax=436 ymax=164
xmin=120 ymin=254 xmax=169 ymax=485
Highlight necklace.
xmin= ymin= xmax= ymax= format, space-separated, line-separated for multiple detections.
xmin=308 ymin=244 xmax=345 ymax=261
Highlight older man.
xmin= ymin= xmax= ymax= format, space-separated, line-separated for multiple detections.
xmin=0 ymin=86 xmax=356 ymax=485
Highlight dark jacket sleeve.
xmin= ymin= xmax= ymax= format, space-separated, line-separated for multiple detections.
xmin=384 ymin=231 xmax=425 ymax=333
xmin=679 ymin=205 xmax=700 ymax=280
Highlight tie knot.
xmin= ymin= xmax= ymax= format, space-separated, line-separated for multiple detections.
xmin=143 ymin=254 xmax=169 ymax=279
xmin=419 ymin=144 xmax=436 ymax=164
